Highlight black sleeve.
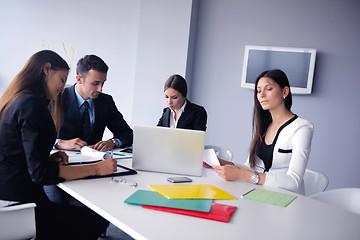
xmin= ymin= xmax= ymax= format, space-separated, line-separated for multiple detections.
xmin=191 ymin=106 xmax=207 ymax=131
xmin=105 ymin=95 xmax=133 ymax=147
xmin=157 ymin=108 xmax=167 ymax=127
xmin=18 ymin=98 xmax=64 ymax=185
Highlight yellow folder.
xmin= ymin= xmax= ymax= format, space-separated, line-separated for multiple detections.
xmin=149 ymin=184 xmax=237 ymax=199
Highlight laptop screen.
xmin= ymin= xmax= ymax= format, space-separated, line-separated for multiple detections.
xmin=132 ymin=126 xmax=205 ymax=176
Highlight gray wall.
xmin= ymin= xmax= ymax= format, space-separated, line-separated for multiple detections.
xmin=190 ymin=0 xmax=360 ymax=190
xmin=131 ymin=0 xmax=194 ymax=127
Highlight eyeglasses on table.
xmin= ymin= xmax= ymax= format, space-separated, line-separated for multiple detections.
xmin=110 ymin=177 xmax=138 ymax=188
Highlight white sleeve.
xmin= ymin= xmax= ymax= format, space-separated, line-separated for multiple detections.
xmin=233 ymin=156 xmax=253 ymax=170
xmin=264 ymin=121 xmax=314 ymax=193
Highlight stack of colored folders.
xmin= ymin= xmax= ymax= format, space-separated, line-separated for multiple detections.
xmin=124 ymin=184 xmax=237 ymax=222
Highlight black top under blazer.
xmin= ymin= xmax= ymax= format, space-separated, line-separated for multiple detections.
xmin=157 ymin=100 xmax=207 ymax=131
xmin=0 ymin=94 xmax=63 ymax=204
xmin=59 ymin=84 xmax=133 ymax=147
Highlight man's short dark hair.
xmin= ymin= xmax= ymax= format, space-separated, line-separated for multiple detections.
xmin=76 ymin=55 xmax=109 ymax=76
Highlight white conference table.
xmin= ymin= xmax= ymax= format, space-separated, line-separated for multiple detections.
xmin=59 ymin=157 xmax=360 ymax=240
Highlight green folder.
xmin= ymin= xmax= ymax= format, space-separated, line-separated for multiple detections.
xmin=242 ymin=188 xmax=297 ymax=207
xmin=124 ymin=190 xmax=213 ymax=212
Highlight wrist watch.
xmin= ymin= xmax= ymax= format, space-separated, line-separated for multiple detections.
xmin=251 ymin=171 xmax=260 ymax=184
xmin=111 ymin=138 xmax=118 ymax=148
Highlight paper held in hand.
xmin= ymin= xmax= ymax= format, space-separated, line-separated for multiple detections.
xmin=203 ymin=148 xmax=220 ymax=166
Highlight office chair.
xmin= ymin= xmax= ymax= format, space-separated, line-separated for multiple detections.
xmin=303 ymin=169 xmax=329 ymax=196
xmin=205 ymin=145 xmax=233 ymax=162
xmin=310 ymin=188 xmax=360 ymax=215
xmin=0 ymin=202 xmax=36 ymax=240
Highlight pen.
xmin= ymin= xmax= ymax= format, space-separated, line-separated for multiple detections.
xmin=111 ymin=150 xmax=113 ymax=158
xmin=107 ymin=151 xmax=126 ymax=157
xmin=241 ymin=188 xmax=256 ymax=198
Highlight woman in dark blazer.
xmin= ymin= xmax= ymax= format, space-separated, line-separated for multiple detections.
xmin=157 ymin=74 xmax=207 ymax=131
xmin=0 ymin=50 xmax=116 ymax=239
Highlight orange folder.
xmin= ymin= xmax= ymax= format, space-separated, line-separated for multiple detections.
xmin=142 ymin=202 xmax=237 ymax=222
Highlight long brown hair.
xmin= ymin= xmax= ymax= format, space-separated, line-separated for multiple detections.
xmin=248 ymin=69 xmax=292 ymax=168
xmin=0 ymin=50 xmax=69 ymax=133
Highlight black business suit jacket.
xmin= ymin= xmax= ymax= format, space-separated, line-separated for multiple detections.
xmin=157 ymin=100 xmax=207 ymax=131
xmin=0 ymin=93 xmax=110 ymax=239
xmin=59 ymin=84 xmax=133 ymax=147
xmin=0 ymin=94 xmax=63 ymax=204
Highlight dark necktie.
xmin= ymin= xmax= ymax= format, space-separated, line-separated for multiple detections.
xmin=82 ymin=101 xmax=90 ymax=140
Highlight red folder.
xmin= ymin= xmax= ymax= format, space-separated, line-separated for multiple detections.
xmin=142 ymin=202 xmax=237 ymax=222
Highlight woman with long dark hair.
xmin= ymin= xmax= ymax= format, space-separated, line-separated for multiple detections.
xmin=0 ymin=50 xmax=116 ymax=239
xmin=213 ymin=69 xmax=314 ymax=194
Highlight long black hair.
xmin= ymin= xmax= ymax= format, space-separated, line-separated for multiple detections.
xmin=248 ymin=69 xmax=292 ymax=168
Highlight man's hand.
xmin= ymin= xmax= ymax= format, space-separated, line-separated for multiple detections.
xmin=56 ymin=138 xmax=87 ymax=150
xmin=91 ymin=139 xmax=115 ymax=152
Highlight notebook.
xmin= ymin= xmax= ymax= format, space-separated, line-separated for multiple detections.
xmin=241 ymin=188 xmax=297 ymax=207
xmin=124 ymin=190 xmax=213 ymax=212
xmin=132 ymin=126 xmax=205 ymax=176
xmin=149 ymin=184 xmax=237 ymax=199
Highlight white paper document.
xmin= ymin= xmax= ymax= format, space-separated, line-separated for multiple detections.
xmin=81 ymin=146 xmax=111 ymax=160
xmin=203 ymin=148 xmax=221 ymax=166
xmin=68 ymin=152 xmax=102 ymax=164
xmin=115 ymin=165 xmax=132 ymax=173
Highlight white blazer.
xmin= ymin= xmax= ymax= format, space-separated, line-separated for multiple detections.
xmin=245 ymin=117 xmax=314 ymax=194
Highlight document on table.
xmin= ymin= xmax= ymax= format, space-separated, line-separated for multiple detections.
xmin=114 ymin=164 xmax=134 ymax=173
xmin=107 ymin=151 xmax=132 ymax=159
xmin=65 ymin=147 xmax=109 ymax=164
xmin=142 ymin=202 xmax=237 ymax=223
xmin=67 ymin=152 xmax=102 ymax=164
xmin=67 ymin=156 xmax=133 ymax=173
xmin=124 ymin=190 xmax=213 ymax=212
xmin=83 ymin=164 xmax=137 ymax=179
xmin=66 ymin=147 xmax=132 ymax=164
xmin=242 ymin=188 xmax=297 ymax=207
xmin=149 ymin=184 xmax=237 ymax=200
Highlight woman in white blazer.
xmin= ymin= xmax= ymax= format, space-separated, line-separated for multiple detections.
xmin=213 ymin=69 xmax=314 ymax=194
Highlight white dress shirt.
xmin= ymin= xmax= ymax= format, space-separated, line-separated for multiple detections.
xmin=169 ymin=100 xmax=187 ymax=128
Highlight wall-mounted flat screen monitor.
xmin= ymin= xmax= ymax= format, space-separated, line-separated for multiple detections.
xmin=241 ymin=45 xmax=316 ymax=94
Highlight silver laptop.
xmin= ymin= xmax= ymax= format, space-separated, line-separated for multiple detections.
xmin=132 ymin=126 xmax=205 ymax=176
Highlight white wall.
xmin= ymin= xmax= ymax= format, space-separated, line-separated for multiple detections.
xmin=0 ymin=0 xmax=140 ymax=128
